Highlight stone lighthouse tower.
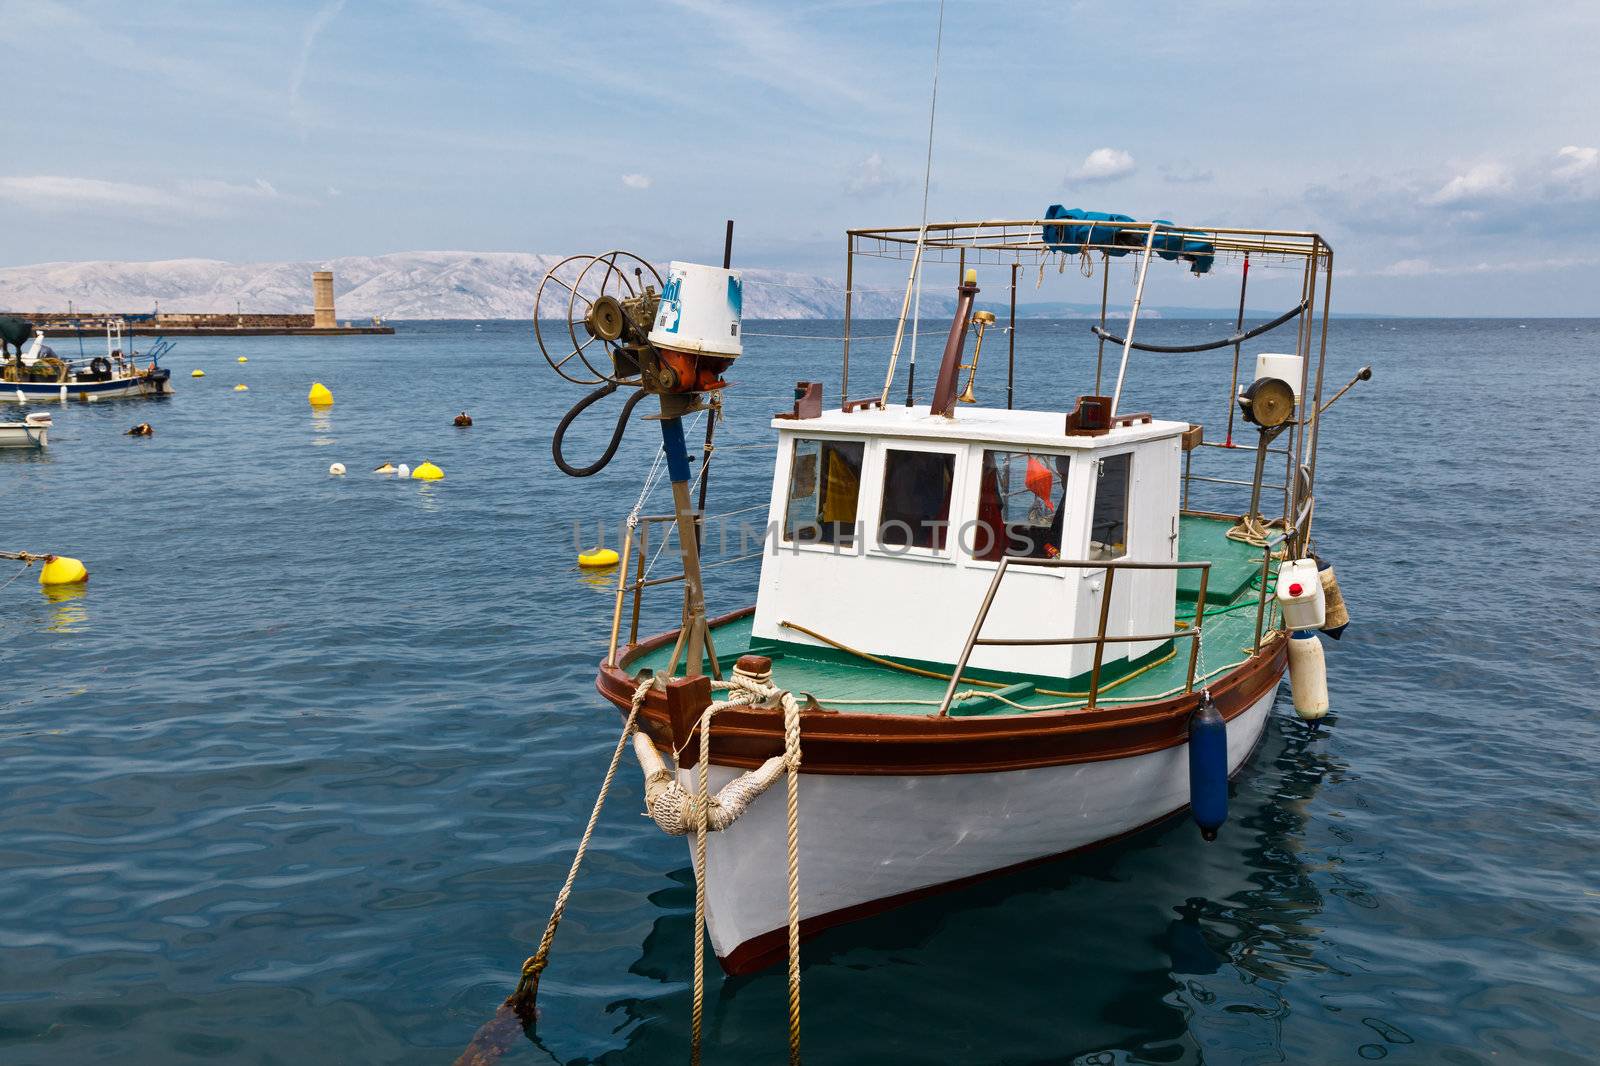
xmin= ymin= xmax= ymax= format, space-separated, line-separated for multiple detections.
xmin=312 ymin=271 xmax=336 ymax=329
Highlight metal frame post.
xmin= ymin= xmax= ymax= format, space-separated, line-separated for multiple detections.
xmin=1110 ymin=224 xmax=1161 ymax=416
xmin=1007 ymin=262 xmax=1017 ymax=409
xmin=1085 ymin=567 xmax=1117 ymax=710
xmin=841 ymin=235 xmax=853 ymax=408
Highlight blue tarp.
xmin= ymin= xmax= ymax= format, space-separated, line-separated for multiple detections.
xmin=1042 ymin=205 xmax=1215 ymax=275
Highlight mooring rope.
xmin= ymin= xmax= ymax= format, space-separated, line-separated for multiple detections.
xmin=677 ymin=672 xmax=803 ymax=1064
xmin=781 ymin=688 xmax=802 ymax=1065
xmin=511 ymin=676 xmax=653 ymax=1012
xmin=690 ymin=698 xmax=712 ymax=1065
xmin=0 ymin=560 xmax=35 ymax=592
xmin=0 ymin=550 xmax=48 ymax=593
xmin=459 ymin=667 xmax=805 ymax=1065
xmin=453 ymin=677 xmax=658 ymax=1066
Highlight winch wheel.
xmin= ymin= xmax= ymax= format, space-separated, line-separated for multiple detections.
xmin=532 ymin=251 xmax=661 ymax=386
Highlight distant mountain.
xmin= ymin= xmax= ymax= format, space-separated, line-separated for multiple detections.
xmin=3 ymin=251 xmax=1325 ymax=322
xmin=0 ymin=251 xmax=940 ymax=321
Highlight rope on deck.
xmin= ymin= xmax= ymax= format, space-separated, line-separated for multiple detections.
xmin=778 ymin=618 xmax=1177 ymax=702
xmin=801 ymin=656 xmax=1250 ymax=713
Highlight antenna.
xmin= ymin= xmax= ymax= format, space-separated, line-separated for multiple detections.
xmin=905 ymin=0 xmax=945 ymax=407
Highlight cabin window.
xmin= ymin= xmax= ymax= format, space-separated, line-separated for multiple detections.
xmin=973 ymin=450 xmax=1070 ymax=561
xmin=784 ymin=438 xmax=864 ymax=545
xmin=1089 ymin=453 xmax=1131 ymax=560
xmin=877 ymin=449 xmax=956 ymax=550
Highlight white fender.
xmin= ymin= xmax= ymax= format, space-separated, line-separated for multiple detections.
xmin=1287 ymin=631 xmax=1329 ymax=720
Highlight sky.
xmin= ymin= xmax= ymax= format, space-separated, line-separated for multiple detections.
xmin=3 ymin=0 xmax=1598 ymax=315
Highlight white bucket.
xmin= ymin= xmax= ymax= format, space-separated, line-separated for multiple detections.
xmin=648 ymin=261 xmax=743 ymax=357
xmin=1253 ymin=353 xmax=1304 ymax=402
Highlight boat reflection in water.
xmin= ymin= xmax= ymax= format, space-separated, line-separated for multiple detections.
xmin=531 ymin=710 xmax=1355 ymax=1064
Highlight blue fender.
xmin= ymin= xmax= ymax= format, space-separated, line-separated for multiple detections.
xmin=1188 ymin=693 xmax=1229 ymax=841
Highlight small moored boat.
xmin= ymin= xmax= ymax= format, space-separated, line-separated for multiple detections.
xmin=530 ymin=212 xmax=1367 ymax=978
xmin=2 ymin=322 xmax=173 ymax=402
xmin=0 ymin=411 xmax=51 ymax=448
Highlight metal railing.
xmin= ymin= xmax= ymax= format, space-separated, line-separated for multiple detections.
xmin=603 ymin=512 xmax=762 ymax=673
xmin=607 ymin=514 xmax=687 ymax=669
xmin=936 ymin=557 xmax=1212 ymax=717
xmin=1182 ymin=439 xmax=1291 ymax=513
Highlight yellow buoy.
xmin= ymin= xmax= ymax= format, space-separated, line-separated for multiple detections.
xmin=411 ymin=460 xmax=444 ymax=481
xmin=234 ymin=384 xmax=249 ymax=392
xmin=191 ymin=369 xmax=205 ymax=378
xmin=373 ymin=462 xmax=397 ymax=474
xmin=39 ymin=555 xmax=88 ymax=586
xmin=237 ymin=356 xmax=248 ymax=363
xmin=308 ymin=382 xmax=334 ymax=406
xmin=578 ymin=547 xmax=620 ymax=568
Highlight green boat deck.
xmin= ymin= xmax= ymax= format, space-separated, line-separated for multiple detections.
xmin=626 ymin=513 xmax=1278 ymax=717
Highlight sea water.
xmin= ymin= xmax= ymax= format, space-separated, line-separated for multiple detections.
xmin=2 ymin=318 xmax=1597 ymax=1064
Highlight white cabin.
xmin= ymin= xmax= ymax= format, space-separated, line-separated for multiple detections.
xmin=754 ymin=404 xmax=1188 ymax=681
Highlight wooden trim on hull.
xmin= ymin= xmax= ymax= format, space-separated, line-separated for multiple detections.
xmin=595 ymin=607 xmax=1287 ymax=777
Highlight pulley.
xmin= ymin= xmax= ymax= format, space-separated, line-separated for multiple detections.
xmin=1238 ymin=375 xmax=1295 ymax=428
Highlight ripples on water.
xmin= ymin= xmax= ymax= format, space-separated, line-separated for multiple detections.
xmin=2 ymin=318 xmax=1597 ymax=1064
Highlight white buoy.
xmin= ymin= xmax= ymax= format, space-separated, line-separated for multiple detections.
xmin=329 ymin=462 xmax=347 ymax=476
xmin=1287 ymin=631 xmax=1329 ymax=720
xmin=14 ymin=388 xmax=23 ymax=403
xmin=59 ymin=385 xmax=67 ymax=403
xmin=396 ymin=463 xmax=411 ymax=478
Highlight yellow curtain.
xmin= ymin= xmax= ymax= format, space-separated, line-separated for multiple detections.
xmin=819 ymin=446 xmax=859 ymax=523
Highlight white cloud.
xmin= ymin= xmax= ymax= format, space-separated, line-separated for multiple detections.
xmin=1362 ymin=253 xmax=1600 ymax=278
xmin=1424 ymin=162 xmax=1512 ymax=206
xmin=1159 ymin=163 xmax=1214 ymax=185
xmin=847 ymin=152 xmax=903 ymax=196
xmin=1554 ymin=145 xmax=1598 ymax=179
xmin=620 ymin=173 xmax=653 ymax=190
xmin=0 ymin=176 xmax=180 ymax=212
xmin=0 ymin=175 xmax=300 ymax=218
xmin=1068 ymin=148 xmax=1135 ymax=183
xmin=1420 ymin=147 xmax=1599 ymax=209
xmin=1374 ymin=258 xmax=1436 ymax=278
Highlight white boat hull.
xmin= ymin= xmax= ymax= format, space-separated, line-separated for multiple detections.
xmin=0 ymin=425 xmax=47 ymax=447
xmin=0 ymin=414 xmax=50 ymax=448
xmin=687 ymin=683 xmax=1279 ymax=971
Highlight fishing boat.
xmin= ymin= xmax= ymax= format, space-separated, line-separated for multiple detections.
xmin=530 ymin=215 xmax=1366 ymax=980
xmin=0 ymin=411 xmax=50 ymax=448
xmin=1 ymin=321 xmax=173 ymax=402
